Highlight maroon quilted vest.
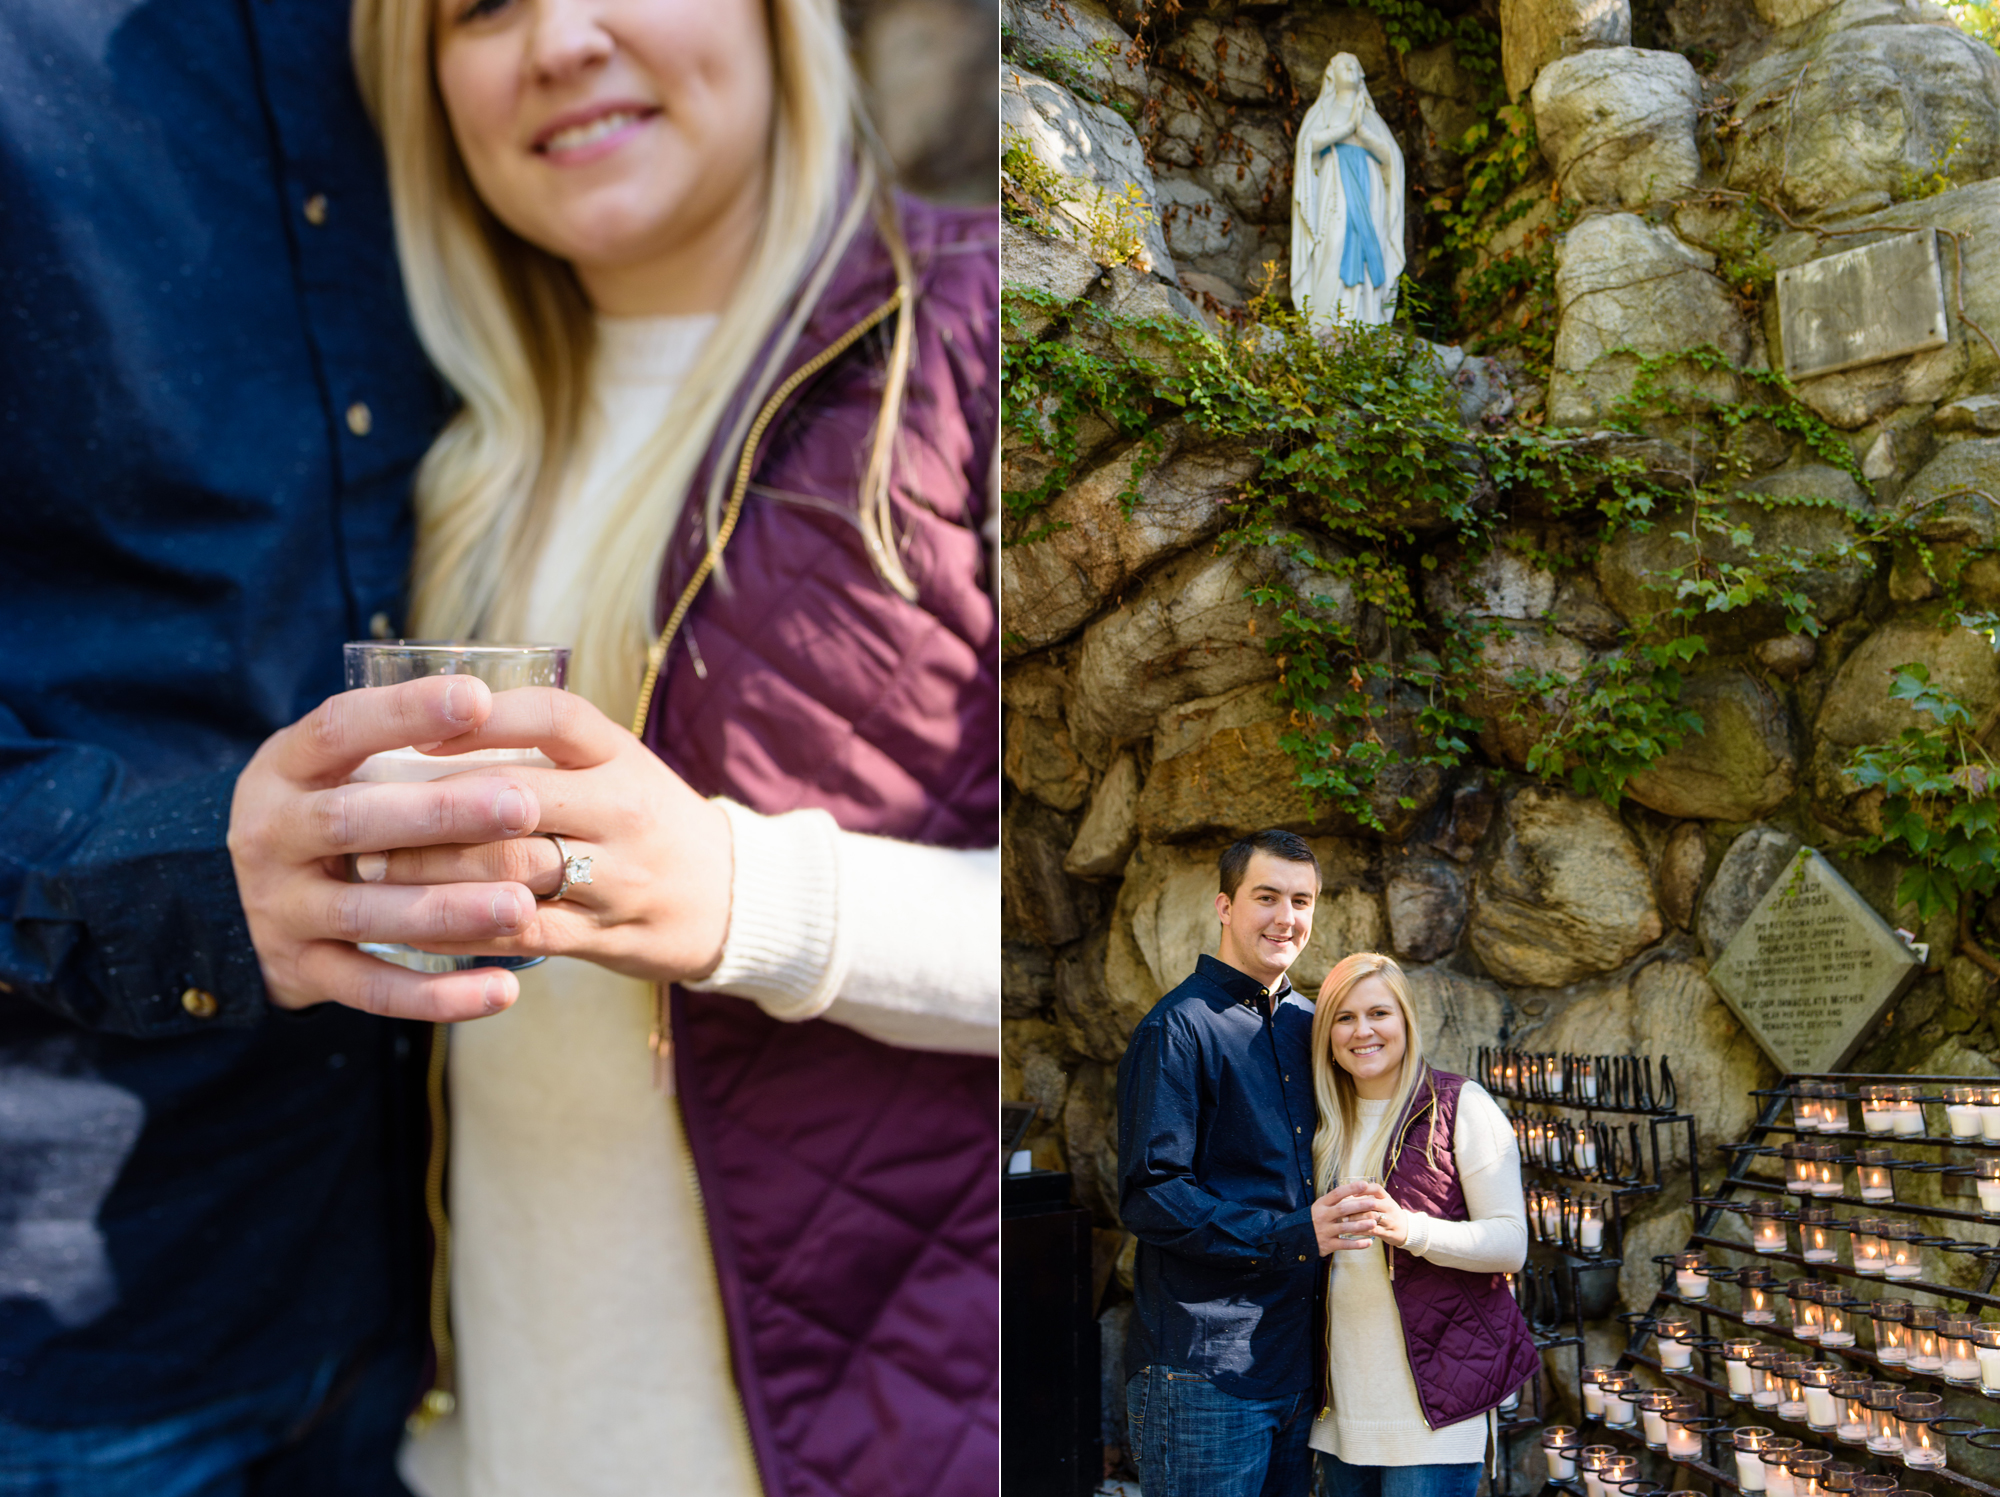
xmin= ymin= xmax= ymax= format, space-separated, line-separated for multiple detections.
xmin=1358 ymin=1067 xmax=1541 ymax=1429
xmin=638 ymin=193 xmax=998 ymax=1497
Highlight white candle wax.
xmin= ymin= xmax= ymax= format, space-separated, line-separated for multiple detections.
xmin=1754 ymin=1385 xmax=1780 ymax=1408
xmin=1583 ymin=1385 xmax=1606 ymax=1418
xmin=1661 ymin=1339 xmax=1691 ymax=1369
xmin=1549 ymin=1134 xmax=1565 ymax=1166
xmin=1767 ymin=1464 xmax=1796 ymax=1497
xmin=1945 ymin=1354 xmax=1980 ymax=1381
xmin=1862 ymin=1107 xmax=1894 ymax=1133
xmin=1779 ymin=1396 xmax=1807 ymax=1421
xmin=1676 ymin=1269 xmax=1708 ymax=1299
xmin=1811 ymin=1177 xmax=1842 ymax=1196
xmin=1853 ymin=1247 xmax=1885 ymax=1273
xmin=1839 ymin=1416 xmax=1868 ymax=1443
xmin=1584 ymin=1474 xmax=1604 ymax=1497
xmin=1804 ymin=1243 xmax=1837 ymax=1263
xmin=1947 ymin=1104 xmax=1981 ymax=1138
xmin=1580 ymin=1220 xmax=1604 ymax=1252
xmin=1668 ymin=1426 xmax=1701 ymax=1461
xmin=1548 ymin=1451 xmax=1576 ymax=1480
xmin=1796 ymin=1317 xmax=1821 ymax=1342
xmin=1859 ymin=1184 xmax=1893 ymax=1202
xmin=1755 ymin=1228 xmax=1787 ymax=1254
xmin=1905 ymin=1438 xmax=1945 ymax=1470
xmin=1981 ymin=1104 xmax=2000 ymax=1141
xmin=1580 ymin=1139 xmax=1598 ymax=1170
xmin=1980 ymin=1343 xmax=2000 ymax=1393
xmin=1583 ymin=1074 xmax=1598 ymax=1101
xmin=1727 ymin=1361 xmax=1755 ymax=1397
xmin=1891 ymin=1105 xmax=1926 ymax=1135
xmin=1805 ymin=1387 xmax=1837 ymax=1427
xmin=1821 ymin=1327 xmax=1854 ymax=1348
xmin=1886 ymin=1259 xmax=1922 ymax=1280
xmin=1880 ymin=1340 xmax=1909 ymax=1365
xmin=1977 ymin=1178 xmax=2000 ymax=1214
xmin=1643 ymin=1408 xmax=1669 ymax=1446
xmin=1910 ymin=1350 xmax=1943 ymax=1373
xmin=1605 ymin=1391 xmax=1633 ymax=1425
xmin=1737 ymin=1452 xmax=1768 ymax=1491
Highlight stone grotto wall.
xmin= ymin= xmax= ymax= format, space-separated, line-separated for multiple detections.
xmin=1000 ymin=0 xmax=2000 ymax=1450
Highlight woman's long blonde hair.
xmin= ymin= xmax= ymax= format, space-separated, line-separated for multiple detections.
xmin=350 ymin=0 xmax=916 ymax=715
xmin=1310 ymin=953 xmax=1434 ymax=1193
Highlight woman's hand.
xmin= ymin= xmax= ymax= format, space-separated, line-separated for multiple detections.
xmin=1356 ymin=1184 xmax=1413 ymax=1248
xmin=359 ymin=688 xmax=734 ymax=985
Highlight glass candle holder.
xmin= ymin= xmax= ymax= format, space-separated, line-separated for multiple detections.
xmin=1860 ymin=1085 xmax=1895 ymax=1134
xmin=1871 ymin=1300 xmax=1911 ymax=1365
xmin=1811 ymin=1143 xmax=1843 ymax=1196
xmin=1854 ymin=1147 xmax=1895 ymax=1203
xmin=1672 ymin=1250 xmax=1707 ymax=1300
xmin=1776 ymin=1356 xmax=1808 ymax=1421
xmin=1577 ymin=1124 xmax=1600 ymax=1174
xmin=1600 ymin=1455 xmax=1641 ymax=1497
xmin=1637 ymin=1388 xmax=1676 ymax=1450
xmin=1600 ymin=1371 xmax=1637 ymax=1429
xmin=1526 ymin=1119 xmax=1546 ymax=1164
xmin=1977 ymin=1158 xmax=2000 ymax=1218
xmin=1790 ymin=1450 xmax=1833 ymax=1497
xmin=1751 ymin=1350 xmax=1783 ymax=1410
xmin=1665 ymin=1400 xmax=1704 ymax=1463
xmin=1544 ymin=1055 xmax=1565 ymax=1096
xmin=1940 ymin=1314 xmax=1980 ymax=1384
xmin=1784 ymin=1142 xmax=1819 ymax=1194
xmin=1799 ymin=1205 xmax=1837 ymax=1263
xmin=1801 ymin=1364 xmax=1841 ymax=1432
xmin=1818 ymin=1290 xmax=1856 ymax=1349
xmin=1906 ymin=1306 xmax=1941 ymax=1372
xmin=1982 ymin=1082 xmax=2000 ymax=1141
xmin=1581 ymin=1365 xmax=1612 ymax=1420
xmin=1834 ymin=1376 xmax=1871 ymax=1444
xmin=1548 ymin=1121 xmax=1568 ymax=1170
xmin=1818 ymin=1087 xmax=1850 ymax=1132
xmin=1724 ymin=1338 xmax=1762 ymax=1401
xmin=1897 ymin=1392 xmax=1944 ymax=1470
xmin=1881 ymin=1222 xmax=1922 ymax=1281
xmin=1579 ymin=1445 xmax=1617 ymax=1497
xmin=1542 ymin=1426 xmax=1580 ymax=1481
xmin=1823 ymin=1462 xmax=1860 ymax=1494
xmin=1578 ymin=1198 xmax=1605 ymax=1255
xmin=1762 ymin=1437 xmax=1803 ymax=1497
xmin=1655 ymin=1315 xmax=1693 ymax=1371
xmin=1975 ymin=1321 xmax=2000 ymax=1397
xmin=1849 ymin=1217 xmax=1886 ymax=1275
xmin=1864 ymin=1382 xmax=1904 ymax=1456
xmin=1787 ymin=1280 xmax=1823 ymax=1342
xmin=1890 ymin=1086 xmax=1925 ymax=1136
xmin=1742 ymin=1267 xmax=1779 ymax=1324
xmin=1735 ymin=1427 xmax=1774 ymax=1492
xmin=1751 ymin=1202 xmax=1790 ymax=1255
xmin=1848 ymin=1478 xmax=1895 ymax=1497
xmin=1578 ymin=1057 xmax=1599 ymax=1101
xmin=1793 ymin=1081 xmax=1824 ymax=1132
xmin=1499 ymin=1379 xmax=1522 ymax=1414
xmin=1945 ymin=1084 xmax=1983 ymax=1138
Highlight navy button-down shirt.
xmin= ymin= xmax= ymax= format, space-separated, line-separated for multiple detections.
xmin=1117 ymin=954 xmax=1322 ymax=1399
xmin=0 ymin=0 xmax=446 ymax=1421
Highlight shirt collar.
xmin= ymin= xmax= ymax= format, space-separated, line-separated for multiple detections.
xmin=1196 ymin=953 xmax=1292 ymax=1011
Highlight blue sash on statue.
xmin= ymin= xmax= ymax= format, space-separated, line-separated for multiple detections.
xmin=1335 ymin=142 xmax=1385 ymax=289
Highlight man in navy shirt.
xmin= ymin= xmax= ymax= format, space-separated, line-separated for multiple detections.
xmin=2 ymin=3 xmax=553 ymax=1488
xmin=1118 ymin=830 xmax=1373 ymax=1497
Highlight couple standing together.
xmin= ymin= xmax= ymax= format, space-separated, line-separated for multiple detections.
xmin=1118 ymin=831 xmax=1542 ymax=1497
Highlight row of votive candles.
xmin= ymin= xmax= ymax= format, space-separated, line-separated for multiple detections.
xmin=1517 ymin=1117 xmax=1604 ymax=1172
xmin=1569 ymin=1374 xmax=1707 ymax=1461
xmin=1710 ymin=1326 xmax=2000 ymax=1400
xmin=1549 ymin=1427 xmax=1909 ymax=1497
xmin=1530 ymin=1190 xmax=1607 ymax=1250
xmin=1488 ymin=1053 xmax=1603 ymax=1099
xmin=1745 ymin=1205 xmax=1987 ymax=1273
xmin=1776 ymin=1143 xmax=2000 ymax=1208
xmin=1836 ymin=1083 xmax=2000 ymax=1138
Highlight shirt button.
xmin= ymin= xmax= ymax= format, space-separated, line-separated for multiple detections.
xmin=346 ymin=402 xmax=373 ymax=436
xmin=303 ymin=193 xmax=329 ymax=226
xmin=181 ymin=987 xmax=219 ymax=1019
xmin=1296 ymin=1126 xmax=1302 ymax=1133
xmin=1299 ymin=1254 xmax=1307 ymax=1262
xmin=369 ymin=611 xmax=394 ymax=639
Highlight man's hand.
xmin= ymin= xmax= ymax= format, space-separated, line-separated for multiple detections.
xmin=1312 ymin=1181 xmax=1378 ymax=1256
xmin=228 ymin=676 xmax=545 ymax=1022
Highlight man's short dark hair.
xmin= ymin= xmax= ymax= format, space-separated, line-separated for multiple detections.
xmin=1218 ymin=830 xmax=1321 ymax=899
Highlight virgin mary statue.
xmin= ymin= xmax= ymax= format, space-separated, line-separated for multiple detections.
xmin=1290 ymin=53 xmax=1406 ymax=328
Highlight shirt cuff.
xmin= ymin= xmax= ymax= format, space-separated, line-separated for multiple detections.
xmin=1402 ymin=1212 xmax=1433 ymax=1259
xmin=1273 ymin=1204 xmax=1320 ymax=1264
xmin=684 ymin=798 xmax=846 ymax=1023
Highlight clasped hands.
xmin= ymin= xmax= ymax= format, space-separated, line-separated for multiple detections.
xmin=1311 ymin=1181 xmax=1413 ymax=1256
xmin=228 ymin=676 xmax=730 ymax=1023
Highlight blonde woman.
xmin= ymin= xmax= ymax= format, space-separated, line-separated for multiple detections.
xmin=343 ymin=0 xmax=999 ymax=1494
xmin=1307 ymin=954 xmax=1538 ymax=1497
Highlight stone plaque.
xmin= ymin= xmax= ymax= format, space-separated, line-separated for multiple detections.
xmin=1708 ymin=848 xmax=1921 ymax=1075
xmin=1777 ymin=230 xmax=1950 ymax=381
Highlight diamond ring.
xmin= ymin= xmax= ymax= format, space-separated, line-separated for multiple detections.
xmin=538 ymin=832 xmax=594 ymax=901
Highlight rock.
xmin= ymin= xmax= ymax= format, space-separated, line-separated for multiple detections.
xmin=1113 ymin=840 xmax=1226 ymax=1010
xmin=1658 ymin=821 xmax=1708 ymax=930
xmin=1002 ymin=657 xmax=1070 ymax=719
xmin=1468 ymin=785 xmax=1663 ymax=987
xmin=1004 ymin=941 xmax=1054 ymax=1019
xmin=1754 ymin=634 xmax=1818 ymax=677
xmin=1386 ymin=861 xmax=1469 ymax=963
xmin=1793 ymin=338 xmax=1966 ymax=433
xmin=1461 ymin=621 xmax=1598 ymax=773
xmin=1159 ymin=19 xmax=1276 ymax=104
xmin=1422 ymin=536 xmax=1561 ymax=621
xmin=1272 ymin=9 xmax=1392 ymax=93
xmin=1155 ymin=174 xmax=1239 ymax=265
xmin=1001 ymin=0 xmax=1148 ymax=113
xmin=1891 ymin=440 xmax=2000 ymax=608
xmin=1289 ymin=887 xmax=1387 ymax=997
xmin=1190 ymin=112 xmax=1290 ymax=227
xmin=1402 ymin=965 xmax=1510 ymax=1078
xmin=1501 ymin=0 xmax=1631 ymax=102
xmin=1625 ymin=667 xmax=1800 ymax=821
xmin=1067 ymin=533 xmax=1357 ymax=758
xmin=1006 ymin=1016 xmax=1074 ymax=1123
xmin=1002 ymin=66 xmax=1174 ymax=278
xmin=1429 ymin=779 xmax=1501 ymax=863
xmin=1055 ymin=929 xmax=1133 ymax=1063
xmin=1004 ymin=395 xmax=1118 ymax=497
xmin=1531 ymin=50 xmax=1700 ymax=209
xmin=1063 ymin=1061 xmax=1121 ymax=1223
xmin=1003 ymin=707 xmax=1093 ymax=810
xmin=1550 ymin=214 xmax=1750 ymax=427
xmin=1001 ymin=217 xmax=1105 ymax=342
xmin=1936 ymin=396 xmax=2000 ymax=434
xmin=1067 ymin=751 xmax=1144 ymax=878
xmin=1066 ymin=263 xmax=1218 ymax=380
xmin=1408 ymin=43 xmax=1486 ymax=147
xmin=1697 ymin=824 xmax=1802 ymax=960
xmin=1004 ymin=796 xmax=1086 ymax=945
xmin=1002 ymin=427 xmax=1254 ymax=653
xmin=1816 ymin=616 xmax=2000 ymax=748
xmin=1593 ymin=470 xmax=1872 ymax=649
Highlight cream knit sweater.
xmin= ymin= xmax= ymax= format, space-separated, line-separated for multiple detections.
xmin=1308 ymin=1082 xmax=1527 ymax=1467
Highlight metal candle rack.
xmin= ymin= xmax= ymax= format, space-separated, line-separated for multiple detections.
xmin=1611 ymin=1072 xmax=2000 ymax=1497
xmin=1477 ymin=1049 xmax=1702 ymax=1497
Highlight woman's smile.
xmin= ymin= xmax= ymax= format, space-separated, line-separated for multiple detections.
xmin=533 ymin=101 xmax=661 ymax=162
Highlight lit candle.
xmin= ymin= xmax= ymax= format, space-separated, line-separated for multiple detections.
xmin=1784 ymin=1142 xmax=1817 ymax=1195
xmin=1723 ymin=1339 xmax=1761 ymax=1401
xmin=1811 ymin=1143 xmax=1841 ymax=1196
xmin=1547 ymin=1057 xmax=1566 ymax=1096
xmin=1789 ymin=1451 xmax=1831 ymax=1497
xmin=1666 ymin=1409 xmax=1703 ymax=1462
xmin=1580 ymin=1446 xmax=1616 ymax=1497
xmin=1580 ymin=1060 xmax=1598 ymax=1101
xmin=1818 ymin=1291 xmax=1854 ymax=1349
xmin=1601 ymin=1372 xmax=1635 ymax=1429
xmin=1762 ymin=1439 xmax=1802 ymax=1497
xmin=1976 ymin=1323 xmax=2000 ymax=1396
xmin=1853 ymin=1147 xmax=1893 ymax=1202
xmin=1907 ymin=1306 xmax=1942 ymax=1372
xmin=1799 ymin=1206 xmax=1836 ymax=1263
xmin=1871 ymin=1300 xmax=1910 ymax=1364
xmin=1578 ymin=1199 xmax=1604 ymax=1253
xmin=1834 ymin=1376 xmax=1871 ymax=1444
xmin=1601 ymin=1455 xmax=1639 ymax=1497
xmin=1581 ymin=1366 xmax=1610 ymax=1420
xmin=1882 ymin=1223 xmax=1922 ymax=1280
xmin=1776 ymin=1356 xmax=1808 ymax=1421
xmin=1673 ymin=1251 xmax=1708 ymax=1300
xmin=1741 ymin=1268 xmax=1778 ymax=1324
xmin=1817 ymin=1088 xmax=1849 ymax=1132
xmin=1792 ymin=1082 xmax=1821 ymax=1132
xmin=1751 ymin=1203 xmax=1789 ymax=1255
xmin=1981 ymin=1083 xmax=2000 ymax=1141
xmin=1860 ymin=1085 xmax=1895 ymax=1133
xmin=1578 ymin=1130 xmax=1598 ymax=1172
xmin=1639 ymin=1389 xmax=1674 ymax=1449
xmin=1849 ymin=1217 xmax=1885 ymax=1275
xmin=1945 ymin=1084 xmax=1983 ymax=1138
xmin=1735 ymin=1427 xmax=1772 ymax=1491
xmin=1890 ymin=1085 xmax=1925 ymax=1136
xmin=1977 ymin=1158 xmax=2000 ymax=1216
xmin=1751 ymin=1352 xmax=1782 ymax=1409
xmin=1787 ymin=1280 xmax=1822 ymax=1342
xmin=1940 ymin=1315 xmax=1979 ymax=1384
xmin=1542 ymin=1427 xmax=1579 ymax=1480
xmin=1656 ymin=1315 xmax=1692 ymax=1370
xmin=1898 ymin=1392 xmax=1944 ymax=1470
xmin=1547 ymin=1123 xmax=1565 ymax=1168
xmin=1802 ymin=1364 xmax=1839 ymax=1431
xmin=1864 ymin=1383 xmax=1903 ymax=1456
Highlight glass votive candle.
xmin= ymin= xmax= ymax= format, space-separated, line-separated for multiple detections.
xmin=1801 ymin=1364 xmax=1841 ymax=1431
xmin=1751 ymin=1202 xmax=1791 ymax=1255
xmin=1854 ymin=1147 xmax=1895 ymax=1203
xmin=1890 ymin=1086 xmax=1926 ymax=1136
xmin=1579 ymin=1444 xmax=1617 ymax=1497
xmin=1637 ymin=1388 xmax=1676 ymax=1449
xmin=1819 ymin=1290 xmax=1856 ymax=1348
xmin=1655 ymin=1315 xmax=1693 ymax=1370
xmin=1600 ymin=1455 xmax=1641 ymax=1497
xmin=1849 ymin=1478 xmax=1895 ymax=1497
xmin=1526 ymin=1119 xmax=1546 ymax=1163
xmin=1600 ymin=1371 xmax=1636 ymax=1429
xmin=1897 ymin=1392 xmax=1944 ymax=1470
xmin=1742 ymin=1266 xmax=1779 ymax=1323
xmin=1823 ymin=1462 xmax=1860 ymax=1493
xmin=1548 ymin=1122 xmax=1568 ymax=1169
xmin=1665 ymin=1400 xmax=1704 ymax=1462
xmin=1751 ymin=1350 xmax=1783 ymax=1409
xmin=1881 ymin=1221 xmax=1922 ymax=1280
xmin=1864 ymin=1382 xmax=1904 ymax=1455
xmin=1673 ymin=1250 xmax=1708 ymax=1300
xmin=1850 ymin=1217 xmax=1886 ymax=1275
xmin=1834 ymin=1376 xmax=1871 ymax=1444
xmin=1906 ymin=1306 xmax=1942 ymax=1372
xmin=1976 ymin=1321 xmax=2000 ymax=1396
xmin=1735 ymin=1426 xmax=1774 ymax=1491
xmin=1576 ymin=1124 xmax=1599 ymax=1173
xmin=1982 ymin=1082 xmax=2000 ymax=1141
xmin=1811 ymin=1143 xmax=1843 ymax=1196
xmin=1945 ymin=1084 xmax=1984 ymax=1138
xmin=1776 ymin=1356 xmax=1808 ymax=1421
xmin=1790 ymin=1450 xmax=1833 ymax=1497
xmin=1724 ymin=1338 xmax=1762 ymax=1401
xmin=1799 ymin=1205 xmax=1837 ymax=1262
xmin=1579 ymin=1057 xmax=1599 ymax=1101
xmin=1793 ymin=1081 xmax=1824 ymax=1131
xmin=1542 ymin=1426 xmax=1580 ymax=1481
xmin=1871 ymin=1299 xmax=1911 ymax=1364
xmin=1578 ymin=1198 xmax=1605 ymax=1254
xmin=1939 ymin=1314 xmax=1980 ymax=1384
xmin=1581 ymin=1365 xmax=1612 ymax=1420
xmin=1787 ymin=1279 xmax=1823 ymax=1341
xmin=1977 ymin=1157 xmax=2000 ymax=1217
xmin=1819 ymin=1087 xmax=1850 ymax=1132
xmin=1860 ymin=1085 xmax=1895 ymax=1133
xmin=1762 ymin=1437 xmax=1803 ymax=1497
xmin=1784 ymin=1142 xmax=1819 ymax=1194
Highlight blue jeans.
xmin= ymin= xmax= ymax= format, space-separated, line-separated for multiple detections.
xmin=1317 ymin=1450 xmax=1482 ymax=1497
xmin=0 ymin=1344 xmax=419 ymax=1497
xmin=1127 ymin=1365 xmax=1316 ymax=1497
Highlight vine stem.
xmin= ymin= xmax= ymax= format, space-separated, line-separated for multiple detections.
xmin=1959 ymin=904 xmax=2000 ymax=982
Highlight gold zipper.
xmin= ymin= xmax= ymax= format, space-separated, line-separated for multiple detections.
xmin=408 ymin=1020 xmax=456 ymax=1433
